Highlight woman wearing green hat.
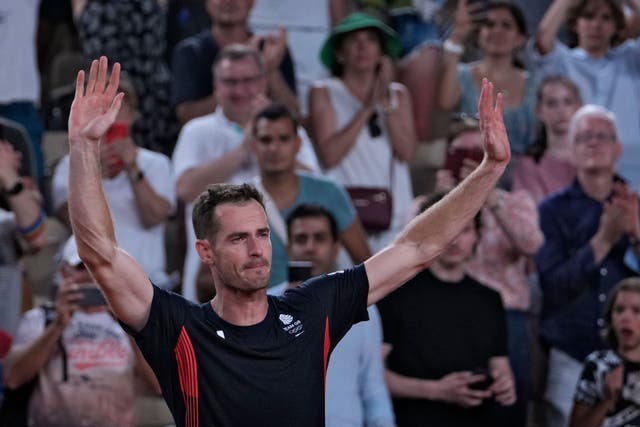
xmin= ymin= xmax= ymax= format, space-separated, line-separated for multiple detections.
xmin=309 ymin=12 xmax=417 ymax=252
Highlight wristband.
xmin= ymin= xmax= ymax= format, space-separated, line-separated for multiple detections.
xmin=3 ymin=178 xmax=24 ymax=196
xmin=129 ymin=169 xmax=144 ymax=183
xmin=443 ymin=39 xmax=464 ymax=55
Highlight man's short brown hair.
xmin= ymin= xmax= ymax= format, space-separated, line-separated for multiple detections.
xmin=192 ymin=183 xmax=265 ymax=241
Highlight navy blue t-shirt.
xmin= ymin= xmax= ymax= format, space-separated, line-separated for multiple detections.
xmin=131 ymin=265 xmax=369 ymax=427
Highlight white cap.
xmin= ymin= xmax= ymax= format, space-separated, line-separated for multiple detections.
xmin=61 ymin=236 xmax=82 ymax=267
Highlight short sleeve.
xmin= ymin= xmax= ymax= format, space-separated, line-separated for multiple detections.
xmin=574 ymin=356 xmax=603 ymax=406
xmin=172 ymin=118 xmax=210 ymax=179
xmin=291 ymin=265 xmax=369 ymax=349
xmin=138 ymin=150 xmax=177 ymax=211
xmin=11 ymin=308 xmax=46 ymax=349
xmin=525 ymin=38 xmax=570 ymax=82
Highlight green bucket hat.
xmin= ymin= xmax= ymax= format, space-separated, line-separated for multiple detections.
xmin=320 ymin=12 xmax=401 ymax=71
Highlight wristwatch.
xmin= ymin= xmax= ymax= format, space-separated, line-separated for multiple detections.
xmin=3 ymin=178 xmax=24 ymax=196
xmin=129 ymin=169 xmax=145 ymax=183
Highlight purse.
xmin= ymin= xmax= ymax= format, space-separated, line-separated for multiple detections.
xmin=346 ymin=187 xmax=393 ymax=232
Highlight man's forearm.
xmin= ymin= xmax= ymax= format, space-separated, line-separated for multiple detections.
xmin=68 ymin=140 xmax=117 ymax=267
xmin=128 ymin=169 xmax=172 ymax=228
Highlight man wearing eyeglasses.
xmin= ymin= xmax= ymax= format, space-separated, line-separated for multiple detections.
xmin=535 ymin=104 xmax=640 ymax=427
xmin=172 ymin=44 xmax=319 ymax=301
xmin=170 ymin=0 xmax=299 ymax=124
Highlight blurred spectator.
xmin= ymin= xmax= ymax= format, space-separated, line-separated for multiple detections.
xmin=72 ymin=0 xmax=178 ymax=155
xmin=438 ymin=0 xmax=536 ymax=186
xmin=436 ymin=118 xmax=544 ymax=426
xmin=0 ymin=141 xmax=46 ymax=337
xmin=172 ymin=44 xmax=319 ymax=301
xmin=0 ymin=0 xmax=45 ymax=184
xmin=379 ymin=192 xmax=516 ymax=427
xmin=353 ymin=0 xmax=446 ymax=141
xmin=249 ymin=103 xmax=370 ymax=288
xmin=570 ymin=277 xmax=640 ymax=427
xmin=249 ymin=0 xmax=348 ymax=119
xmin=309 ymin=13 xmax=417 ymax=252
xmin=268 ymin=204 xmax=395 ymax=427
xmin=52 ymin=77 xmax=177 ymax=290
xmin=535 ymin=104 xmax=640 ymax=427
xmin=529 ymin=0 xmax=640 ymax=192
xmin=165 ymin=0 xmax=210 ymax=64
xmin=512 ymin=75 xmax=583 ymax=204
xmin=171 ymin=0 xmax=299 ymax=124
xmin=2 ymin=236 xmax=161 ymax=427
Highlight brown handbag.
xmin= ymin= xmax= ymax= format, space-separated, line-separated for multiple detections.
xmin=346 ymin=187 xmax=393 ymax=232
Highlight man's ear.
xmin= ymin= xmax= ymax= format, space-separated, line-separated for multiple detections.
xmin=195 ymin=238 xmax=215 ymax=265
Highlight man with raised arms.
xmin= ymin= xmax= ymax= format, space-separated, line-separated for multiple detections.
xmin=66 ymin=56 xmax=510 ymax=427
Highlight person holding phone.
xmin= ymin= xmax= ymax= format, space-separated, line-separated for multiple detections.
xmin=435 ymin=115 xmax=544 ymax=426
xmin=268 ymin=204 xmax=396 ymax=427
xmin=2 ymin=236 xmax=161 ymax=427
xmin=438 ymin=0 xmax=536 ymax=186
xmin=379 ymin=192 xmax=515 ymax=427
xmin=309 ymin=12 xmax=418 ymax=252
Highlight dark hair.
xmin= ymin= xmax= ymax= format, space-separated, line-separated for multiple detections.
xmin=419 ymin=191 xmax=482 ymax=232
xmin=528 ymin=75 xmax=583 ymax=162
xmin=251 ymin=103 xmax=299 ymax=137
xmin=192 ymin=183 xmax=265 ymax=241
xmin=286 ymin=204 xmax=339 ymax=242
xmin=212 ymin=44 xmax=266 ymax=76
xmin=482 ymin=1 xmax=528 ymax=36
xmin=567 ymin=0 xmax=625 ymax=46
xmin=330 ymin=28 xmax=385 ymax=77
xmin=602 ymin=277 xmax=640 ymax=349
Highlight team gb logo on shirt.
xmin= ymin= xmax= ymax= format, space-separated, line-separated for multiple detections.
xmin=279 ymin=313 xmax=304 ymax=337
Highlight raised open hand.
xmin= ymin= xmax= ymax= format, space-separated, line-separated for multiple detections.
xmin=68 ymin=56 xmax=124 ymax=143
xmin=478 ymin=79 xmax=511 ymax=165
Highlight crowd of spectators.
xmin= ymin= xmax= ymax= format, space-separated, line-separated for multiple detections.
xmin=1 ymin=0 xmax=640 ymax=426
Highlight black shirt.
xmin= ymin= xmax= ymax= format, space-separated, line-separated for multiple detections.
xmin=131 ymin=265 xmax=369 ymax=427
xmin=378 ymin=269 xmax=507 ymax=427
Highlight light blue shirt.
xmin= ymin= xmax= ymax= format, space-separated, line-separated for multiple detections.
xmin=269 ymin=284 xmax=396 ymax=427
xmin=267 ymin=172 xmax=356 ymax=287
xmin=527 ymin=38 xmax=640 ymax=192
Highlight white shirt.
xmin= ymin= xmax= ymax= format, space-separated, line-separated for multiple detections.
xmin=53 ymin=149 xmax=176 ymax=287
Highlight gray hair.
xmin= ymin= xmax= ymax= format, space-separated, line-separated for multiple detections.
xmin=568 ymin=104 xmax=618 ymax=144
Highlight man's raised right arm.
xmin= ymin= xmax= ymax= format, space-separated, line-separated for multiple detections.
xmin=67 ymin=56 xmax=152 ymax=331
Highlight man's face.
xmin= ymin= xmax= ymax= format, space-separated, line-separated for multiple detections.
xmin=288 ymin=216 xmax=339 ymax=277
xmin=214 ymin=57 xmax=267 ymax=123
xmin=572 ymin=115 xmax=621 ymax=173
xmin=437 ymin=221 xmax=477 ymax=268
xmin=252 ymin=117 xmax=301 ymax=176
xmin=206 ymin=0 xmax=253 ymax=26
xmin=209 ymin=200 xmax=272 ymax=292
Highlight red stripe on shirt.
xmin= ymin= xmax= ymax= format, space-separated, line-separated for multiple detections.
xmin=323 ymin=316 xmax=330 ymax=393
xmin=175 ymin=326 xmax=199 ymax=427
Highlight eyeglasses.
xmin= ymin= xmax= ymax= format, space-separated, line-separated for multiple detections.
xmin=368 ymin=112 xmax=382 ymax=138
xmin=574 ymin=132 xmax=616 ymax=144
xmin=217 ymin=74 xmax=264 ymax=87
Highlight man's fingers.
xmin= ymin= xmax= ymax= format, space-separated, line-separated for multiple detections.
xmin=95 ymin=56 xmax=109 ymax=94
xmin=107 ymin=92 xmax=125 ymax=122
xmin=75 ymin=70 xmax=85 ymax=100
xmin=495 ymin=91 xmax=504 ymax=115
xmin=105 ymin=62 xmax=121 ymax=101
xmin=87 ymin=59 xmax=99 ymax=94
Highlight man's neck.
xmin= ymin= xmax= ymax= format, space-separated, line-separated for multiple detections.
xmin=429 ymin=260 xmax=466 ymax=283
xmin=212 ymin=23 xmax=250 ymax=46
xmin=261 ymin=171 xmax=300 ymax=210
xmin=211 ymin=289 xmax=269 ymax=326
xmin=577 ymin=170 xmax=615 ymax=201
